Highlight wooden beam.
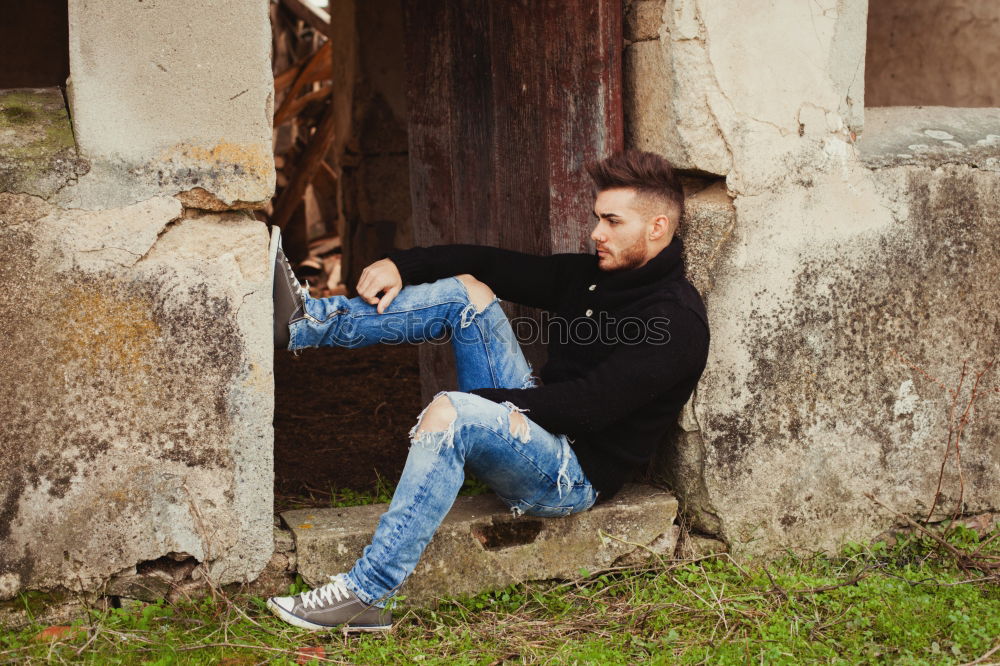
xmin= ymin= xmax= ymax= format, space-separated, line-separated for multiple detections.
xmin=274 ymin=40 xmax=332 ymax=92
xmin=274 ymin=85 xmax=332 ymax=127
xmin=279 ymin=0 xmax=330 ymax=34
xmin=270 ymin=100 xmax=338 ymax=246
xmin=273 ymin=42 xmax=333 ymax=126
xmin=318 ymin=159 xmax=338 ymax=185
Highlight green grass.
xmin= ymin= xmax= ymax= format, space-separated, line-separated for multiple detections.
xmin=3 ymin=526 xmax=998 ymax=665
xmin=277 ymin=475 xmax=491 ymax=511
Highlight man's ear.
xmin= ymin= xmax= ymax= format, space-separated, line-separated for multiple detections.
xmin=648 ymin=214 xmax=670 ymax=240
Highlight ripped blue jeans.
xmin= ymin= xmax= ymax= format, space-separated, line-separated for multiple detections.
xmin=287 ymin=276 xmax=597 ymax=606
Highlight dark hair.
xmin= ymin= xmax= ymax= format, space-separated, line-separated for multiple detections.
xmin=586 ymin=150 xmax=684 ymax=224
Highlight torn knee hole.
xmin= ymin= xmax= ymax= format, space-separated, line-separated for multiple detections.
xmin=414 ymin=394 xmax=457 ymax=434
xmin=502 ymin=402 xmax=531 ymax=442
xmin=456 ymin=274 xmax=495 ymax=312
xmin=408 ymin=393 xmax=459 ymax=454
xmin=509 ymin=412 xmax=530 ymax=441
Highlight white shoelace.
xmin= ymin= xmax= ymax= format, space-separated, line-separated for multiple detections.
xmin=287 ymin=264 xmax=309 ymax=298
xmin=300 ymin=574 xmax=351 ymax=609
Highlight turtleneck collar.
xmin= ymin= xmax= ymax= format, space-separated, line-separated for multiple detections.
xmin=598 ymin=237 xmax=685 ymax=291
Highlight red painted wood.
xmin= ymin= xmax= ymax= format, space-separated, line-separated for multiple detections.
xmin=405 ymin=0 xmax=457 ymax=249
xmin=542 ymin=1 xmax=624 ymax=252
xmin=489 ymin=0 xmax=552 ymax=258
xmin=404 ymin=0 xmax=623 ymax=399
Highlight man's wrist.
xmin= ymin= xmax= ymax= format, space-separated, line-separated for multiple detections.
xmin=385 ymin=248 xmax=425 ymax=286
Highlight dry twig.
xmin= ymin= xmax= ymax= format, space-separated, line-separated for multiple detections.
xmin=866 ymin=493 xmax=1000 ymax=571
xmin=962 ymin=639 xmax=1000 ymax=666
xmin=890 ymin=350 xmax=997 ymax=531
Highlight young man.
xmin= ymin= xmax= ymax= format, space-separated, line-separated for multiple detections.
xmin=266 ymin=150 xmax=710 ymax=632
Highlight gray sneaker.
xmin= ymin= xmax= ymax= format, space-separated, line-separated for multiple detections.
xmin=266 ymin=574 xmax=393 ymax=632
xmin=269 ymin=226 xmax=306 ymax=350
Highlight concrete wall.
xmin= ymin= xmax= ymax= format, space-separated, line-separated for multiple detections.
xmin=1 ymin=0 xmax=274 ymax=604
xmin=64 ymin=0 xmax=275 ymax=210
xmin=626 ymin=0 xmax=867 ymax=188
xmin=626 ymin=0 xmax=1000 ymax=555
xmin=866 ymin=0 xmax=1000 ymax=108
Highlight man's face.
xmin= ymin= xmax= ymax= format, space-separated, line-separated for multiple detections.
xmin=591 ymin=188 xmax=653 ymax=272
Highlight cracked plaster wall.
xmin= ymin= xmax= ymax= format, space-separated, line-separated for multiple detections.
xmin=626 ymin=0 xmax=866 ymax=190
xmin=627 ymin=0 xmax=1000 ymax=554
xmin=0 ymin=194 xmax=273 ymax=601
xmin=1 ymin=0 xmax=275 ymax=603
xmin=62 ymin=0 xmax=275 ymax=210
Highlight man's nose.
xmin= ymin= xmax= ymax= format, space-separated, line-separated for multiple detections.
xmin=590 ymin=224 xmax=604 ymax=243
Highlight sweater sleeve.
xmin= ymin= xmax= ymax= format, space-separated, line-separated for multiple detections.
xmin=387 ymin=245 xmax=583 ymax=311
xmin=470 ymin=306 xmax=709 ymax=437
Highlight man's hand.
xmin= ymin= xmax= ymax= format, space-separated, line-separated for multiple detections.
xmin=356 ymin=258 xmax=403 ymax=314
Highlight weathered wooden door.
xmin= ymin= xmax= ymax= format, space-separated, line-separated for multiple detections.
xmin=404 ymin=0 xmax=623 ymax=398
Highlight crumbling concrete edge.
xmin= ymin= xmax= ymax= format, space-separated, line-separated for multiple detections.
xmin=8 ymin=509 xmax=997 ymax=629
xmin=676 ymin=392 xmax=726 ymax=539
xmin=1 ymin=192 xmax=274 ymax=612
xmin=0 ymin=525 xmax=296 ymax=629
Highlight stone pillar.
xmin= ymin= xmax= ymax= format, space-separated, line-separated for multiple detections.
xmin=1 ymin=0 xmax=275 ymax=605
xmin=64 ymin=0 xmax=275 ymax=210
xmin=626 ymin=0 xmax=1000 ymax=555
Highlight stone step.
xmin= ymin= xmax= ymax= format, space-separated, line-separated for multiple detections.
xmin=281 ymin=484 xmax=679 ymax=605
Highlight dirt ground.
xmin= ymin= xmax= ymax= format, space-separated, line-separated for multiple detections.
xmin=273 ymin=343 xmax=423 ymax=510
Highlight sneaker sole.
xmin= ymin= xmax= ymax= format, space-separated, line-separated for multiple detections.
xmin=268 ymin=225 xmax=282 ymax=288
xmin=265 ymin=598 xmax=392 ymax=633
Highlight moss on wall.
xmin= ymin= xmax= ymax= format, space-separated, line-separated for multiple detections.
xmin=0 ymin=88 xmax=89 ymax=197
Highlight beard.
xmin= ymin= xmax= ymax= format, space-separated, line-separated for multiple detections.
xmin=601 ymin=235 xmax=647 ymax=272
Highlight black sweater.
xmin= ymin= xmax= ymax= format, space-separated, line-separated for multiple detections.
xmin=388 ymin=239 xmax=710 ymax=500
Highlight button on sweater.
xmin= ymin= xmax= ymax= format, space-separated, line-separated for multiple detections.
xmin=387 ymin=239 xmax=710 ymax=500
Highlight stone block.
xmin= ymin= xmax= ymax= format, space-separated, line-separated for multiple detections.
xmin=613 ymin=526 xmax=681 ymax=567
xmin=625 ymin=38 xmax=731 ymax=177
xmin=624 ymin=0 xmax=1000 ymax=559
xmin=283 ymin=485 xmax=678 ymax=605
xmin=63 ymin=0 xmax=275 ymax=209
xmin=625 ymin=0 xmax=867 ymax=192
xmin=0 ymin=591 xmax=96 ymax=631
xmin=0 ymin=194 xmax=273 ymax=601
xmin=859 ymin=107 xmax=1000 ymax=171
xmin=274 ymin=527 xmax=296 ymax=555
xmin=678 ymin=180 xmax=736 ymax=297
xmin=673 ymin=163 xmax=1000 ymax=556
xmin=625 ymin=0 xmax=665 ymax=42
